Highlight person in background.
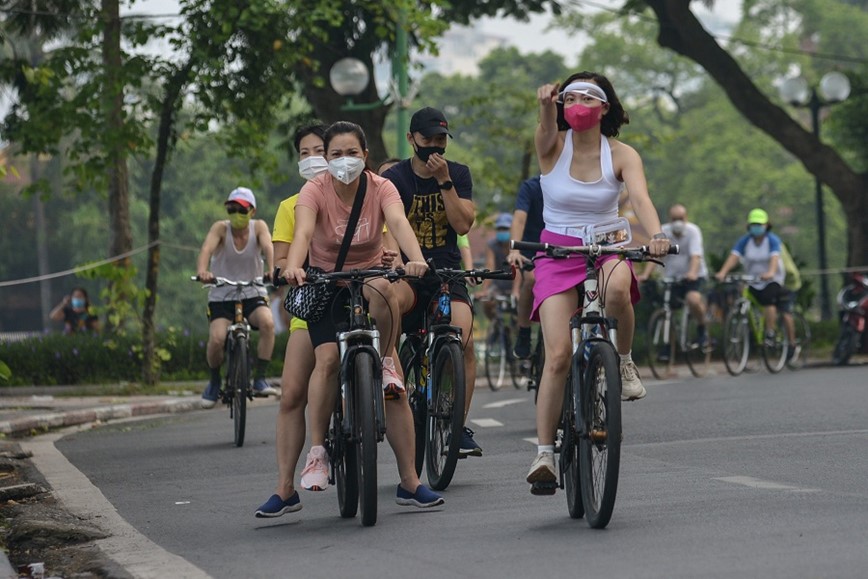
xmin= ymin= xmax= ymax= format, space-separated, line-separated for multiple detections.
xmin=50 ymin=287 xmax=100 ymax=334
xmin=196 ymin=187 xmax=278 ymax=409
xmin=506 ymin=175 xmax=544 ymax=358
xmin=478 ymin=212 xmax=519 ymax=320
xmin=638 ymin=203 xmax=709 ymax=350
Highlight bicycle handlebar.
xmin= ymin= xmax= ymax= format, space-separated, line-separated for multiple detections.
xmin=510 ymin=240 xmax=679 ymax=261
xmin=428 ymin=260 xmax=516 ymax=281
xmin=191 ymin=275 xmax=266 ymax=288
xmin=272 ymin=267 xmax=411 ymax=287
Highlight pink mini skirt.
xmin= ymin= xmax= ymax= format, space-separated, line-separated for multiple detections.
xmin=530 ymin=229 xmax=641 ymax=321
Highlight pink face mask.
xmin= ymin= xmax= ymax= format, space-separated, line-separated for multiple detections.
xmin=564 ymin=103 xmax=603 ymax=132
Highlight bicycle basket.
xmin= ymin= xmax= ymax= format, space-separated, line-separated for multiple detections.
xmin=283 ymin=267 xmax=336 ymax=323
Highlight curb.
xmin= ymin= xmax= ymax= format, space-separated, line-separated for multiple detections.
xmin=0 ymin=398 xmax=202 ymax=437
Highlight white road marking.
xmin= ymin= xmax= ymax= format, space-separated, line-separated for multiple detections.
xmin=482 ymin=398 xmax=526 ymax=409
xmin=524 ymin=437 xmax=539 ymax=445
xmin=470 ymin=418 xmax=504 ymax=428
xmin=714 ymin=476 xmax=819 ymax=493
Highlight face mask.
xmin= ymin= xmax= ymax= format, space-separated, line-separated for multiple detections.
xmin=298 ymin=156 xmax=328 ymax=181
xmin=328 ymin=157 xmax=366 ymax=185
xmin=670 ymin=220 xmax=686 ymax=236
xmin=71 ymin=298 xmax=86 ymax=309
xmin=748 ymin=224 xmax=766 ymax=237
xmin=496 ymin=231 xmax=510 ymax=243
xmin=414 ymin=141 xmax=446 ymax=163
xmin=229 ymin=213 xmax=251 ymax=229
xmin=564 ymin=103 xmax=603 ymax=132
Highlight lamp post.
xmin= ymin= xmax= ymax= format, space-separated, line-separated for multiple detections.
xmin=779 ymin=71 xmax=850 ymax=321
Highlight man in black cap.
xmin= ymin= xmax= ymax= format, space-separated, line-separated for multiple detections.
xmin=383 ymin=106 xmax=483 ymax=457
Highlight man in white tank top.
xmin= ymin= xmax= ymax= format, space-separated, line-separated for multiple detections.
xmin=196 ymin=187 xmax=278 ymax=408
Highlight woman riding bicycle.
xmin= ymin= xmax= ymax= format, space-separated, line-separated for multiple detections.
xmin=526 ymin=71 xmax=670 ymax=491
xmin=282 ymin=121 xmax=444 ymax=509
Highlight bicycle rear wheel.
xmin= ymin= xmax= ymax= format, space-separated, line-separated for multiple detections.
xmin=506 ymin=327 xmax=522 ymax=389
xmin=579 ymin=343 xmax=621 ymax=529
xmin=683 ymin=310 xmax=712 ymax=377
xmin=723 ymin=310 xmax=750 ymax=376
xmin=530 ymin=333 xmax=544 ymax=405
xmin=231 ymin=337 xmax=249 ymax=448
xmin=484 ymin=323 xmax=508 ymax=391
xmin=426 ymin=341 xmax=466 ymax=491
xmin=647 ymin=310 xmax=675 ymax=380
xmin=562 ymin=360 xmax=584 ymax=519
xmin=333 ymin=397 xmax=358 ymax=519
xmin=786 ymin=311 xmax=811 ymax=370
xmin=353 ymin=351 xmax=379 ymax=527
xmin=761 ymin=313 xmax=788 ymax=373
xmin=400 ymin=338 xmax=426 ymax=477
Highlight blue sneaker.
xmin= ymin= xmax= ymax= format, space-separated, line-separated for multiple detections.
xmin=395 ymin=484 xmax=445 ymax=508
xmin=201 ymin=379 xmax=221 ymax=409
xmin=252 ymin=378 xmax=279 ymax=397
xmin=459 ymin=427 xmax=483 ymax=457
xmin=254 ymin=492 xmax=301 ymax=518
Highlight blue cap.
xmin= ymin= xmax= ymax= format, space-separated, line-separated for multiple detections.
xmin=495 ymin=213 xmax=513 ymax=229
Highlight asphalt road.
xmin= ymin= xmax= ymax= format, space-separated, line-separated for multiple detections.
xmin=38 ymin=364 xmax=868 ymax=578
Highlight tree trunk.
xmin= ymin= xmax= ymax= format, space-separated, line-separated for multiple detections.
xmin=643 ymin=0 xmax=868 ymax=268
xmin=142 ymin=62 xmax=194 ymax=386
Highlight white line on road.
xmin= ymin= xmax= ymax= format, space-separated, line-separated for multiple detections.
xmin=714 ymin=476 xmax=820 ymax=493
xmin=523 ymin=437 xmax=539 ymax=445
xmin=482 ymin=398 xmax=526 ymax=409
xmin=470 ymin=418 xmax=504 ymax=428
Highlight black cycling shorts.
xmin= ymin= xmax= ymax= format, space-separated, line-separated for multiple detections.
xmin=749 ymin=283 xmax=793 ymax=312
xmin=307 ymin=287 xmax=372 ymax=349
xmin=207 ymin=297 xmax=269 ymax=327
xmin=402 ymin=277 xmax=471 ymax=335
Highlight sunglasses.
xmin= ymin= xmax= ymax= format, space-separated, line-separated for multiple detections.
xmin=226 ymin=205 xmax=251 ymax=215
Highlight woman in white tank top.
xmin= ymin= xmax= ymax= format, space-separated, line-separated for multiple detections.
xmin=525 ymin=71 xmax=671 ymax=490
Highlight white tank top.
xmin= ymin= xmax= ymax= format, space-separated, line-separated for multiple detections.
xmin=208 ymin=221 xmax=266 ymax=302
xmin=540 ymin=131 xmax=622 ymax=233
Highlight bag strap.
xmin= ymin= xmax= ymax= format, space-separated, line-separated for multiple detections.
xmin=334 ymin=171 xmax=368 ymax=272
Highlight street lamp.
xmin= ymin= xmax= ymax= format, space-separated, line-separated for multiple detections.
xmin=779 ymin=71 xmax=850 ymax=320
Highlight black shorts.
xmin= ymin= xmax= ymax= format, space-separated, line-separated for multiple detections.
xmin=402 ymin=278 xmax=471 ymax=335
xmin=672 ymin=278 xmax=706 ymax=303
xmin=207 ymin=297 xmax=269 ymax=327
xmin=749 ymin=283 xmax=793 ymax=312
xmin=307 ymin=287 xmax=370 ymax=349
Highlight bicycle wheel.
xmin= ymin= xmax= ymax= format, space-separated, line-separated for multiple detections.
xmin=786 ymin=311 xmax=811 ymax=370
xmin=426 ymin=341 xmax=466 ymax=491
xmin=562 ymin=361 xmax=583 ymax=519
xmin=400 ymin=338 xmax=426 ymax=477
xmin=484 ymin=323 xmax=508 ymax=391
xmin=231 ymin=336 xmax=248 ymax=448
xmin=530 ymin=334 xmax=544 ymax=406
xmin=683 ymin=310 xmax=712 ymax=377
xmin=507 ymin=327 xmax=522 ymax=389
xmin=832 ymin=324 xmax=856 ymax=366
xmin=333 ymin=397 xmax=358 ymax=519
xmin=579 ymin=343 xmax=621 ymax=529
xmin=353 ymin=351 xmax=379 ymax=527
xmin=722 ymin=310 xmax=750 ymax=376
xmin=647 ymin=310 xmax=675 ymax=380
xmin=761 ymin=312 xmax=788 ymax=373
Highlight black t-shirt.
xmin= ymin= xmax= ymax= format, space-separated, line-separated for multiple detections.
xmin=383 ymin=159 xmax=473 ymax=268
xmin=63 ymin=307 xmax=98 ymax=334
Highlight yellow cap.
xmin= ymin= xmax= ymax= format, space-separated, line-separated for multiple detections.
xmin=747 ymin=208 xmax=769 ymax=225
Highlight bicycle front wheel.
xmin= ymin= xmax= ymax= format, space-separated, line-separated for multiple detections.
xmin=786 ymin=311 xmax=811 ymax=370
xmin=579 ymin=343 xmax=621 ymax=529
xmin=683 ymin=310 xmax=712 ymax=378
xmin=484 ymin=324 xmax=508 ymax=391
xmin=400 ymin=338 xmax=426 ymax=477
xmin=231 ymin=337 xmax=249 ymax=448
xmin=761 ymin=312 xmax=788 ymax=373
xmin=426 ymin=341 xmax=466 ymax=491
xmin=353 ymin=351 xmax=379 ymax=527
xmin=562 ymin=362 xmax=583 ymax=519
xmin=647 ymin=310 xmax=675 ymax=380
xmin=722 ymin=310 xmax=750 ymax=376
xmin=333 ymin=399 xmax=358 ymax=519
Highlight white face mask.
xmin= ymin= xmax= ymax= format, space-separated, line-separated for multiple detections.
xmin=298 ymin=156 xmax=328 ymax=181
xmin=328 ymin=156 xmax=366 ymax=185
xmin=670 ymin=219 xmax=686 ymax=236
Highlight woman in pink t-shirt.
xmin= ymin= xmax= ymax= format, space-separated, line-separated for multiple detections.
xmin=283 ymin=121 xmax=444 ymax=508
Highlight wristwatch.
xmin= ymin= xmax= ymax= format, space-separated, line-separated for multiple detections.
xmin=651 ymin=232 xmax=668 ymax=240
xmin=438 ymin=180 xmax=453 ymax=190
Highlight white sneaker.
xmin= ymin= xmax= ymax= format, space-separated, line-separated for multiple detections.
xmin=300 ymin=446 xmax=330 ymax=491
xmin=526 ymin=451 xmax=556 ymax=484
xmin=620 ymin=360 xmax=646 ymax=400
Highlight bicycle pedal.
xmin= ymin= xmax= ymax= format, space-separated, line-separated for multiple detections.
xmin=530 ymin=481 xmax=558 ymax=496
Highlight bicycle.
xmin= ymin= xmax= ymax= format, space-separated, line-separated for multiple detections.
xmin=399 ymin=263 xmax=514 ymax=490
xmin=512 ymin=238 xmax=677 ymax=529
xmin=513 ymin=264 xmax=545 ymax=403
xmin=191 ymin=276 xmax=267 ymax=447
xmin=479 ymin=294 xmax=522 ymax=391
xmin=646 ymin=277 xmax=712 ymax=379
xmin=720 ymin=275 xmax=796 ymax=375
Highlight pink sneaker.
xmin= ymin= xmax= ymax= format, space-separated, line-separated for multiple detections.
xmin=382 ymin=357 xmax=406 ymax=401
xmin=300 ymin=445 xmax=329 ymax=491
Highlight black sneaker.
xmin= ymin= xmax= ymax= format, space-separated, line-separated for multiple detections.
xmin=459 ymin=427 xmax=483 ymax=457
xmin=513 ymin=328 xmax=532 ymax=359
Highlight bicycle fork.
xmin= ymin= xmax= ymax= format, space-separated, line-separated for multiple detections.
xmin=338 ymin=330 xmax=386 ymax=440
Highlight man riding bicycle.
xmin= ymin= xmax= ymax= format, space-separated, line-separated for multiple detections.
xmin=196 ymin=187 xmax=278 ymax=408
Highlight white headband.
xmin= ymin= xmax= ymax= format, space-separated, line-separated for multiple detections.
xmin=559 ymin=81 xmax=608 ymax=103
